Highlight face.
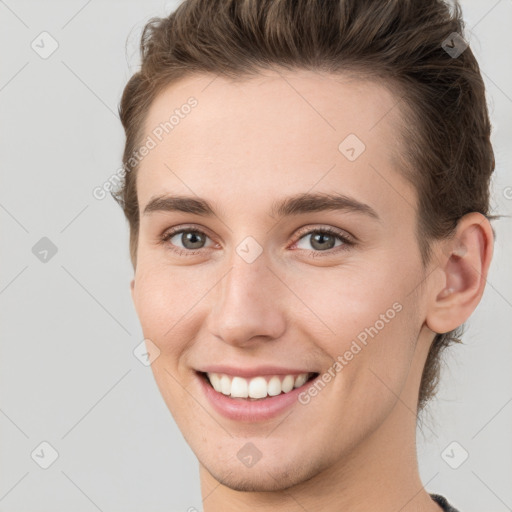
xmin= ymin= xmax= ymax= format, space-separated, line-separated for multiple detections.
xmin=131 ymin=69 xmax=435 ymax=491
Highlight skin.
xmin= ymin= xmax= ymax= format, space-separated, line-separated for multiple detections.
xmin=129 ymin=69 xmax=493 ymax=512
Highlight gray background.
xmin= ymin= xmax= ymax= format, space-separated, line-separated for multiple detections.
xmin=0 ymin=1 xmax=511 ymax=511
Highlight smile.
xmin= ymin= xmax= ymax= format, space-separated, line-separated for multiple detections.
xmin=203 ymin=371 xmax=318 ymax=400
xmin=196 ymin=370 xmax=321 ymax=422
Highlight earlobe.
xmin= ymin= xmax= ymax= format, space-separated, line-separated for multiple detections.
xmin=426 ymin=212 xmax=494 ymax=334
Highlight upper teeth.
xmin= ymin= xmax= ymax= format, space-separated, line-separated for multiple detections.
xmin=206 ymin=372 xmax=311 ymax=399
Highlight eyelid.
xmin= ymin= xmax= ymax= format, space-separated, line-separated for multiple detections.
xmin=160 ymin=223 xmax=355 ymax=256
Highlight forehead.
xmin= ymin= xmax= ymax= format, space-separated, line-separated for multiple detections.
xmin=137 ymin=69 xmax=413 ymax=221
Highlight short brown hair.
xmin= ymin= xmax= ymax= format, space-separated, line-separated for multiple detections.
xmin=113 ymin=0 xmax=497 ymax=412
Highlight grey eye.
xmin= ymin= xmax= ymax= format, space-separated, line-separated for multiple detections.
xmin=296 ymin=231 xmax=344 ymax=251
xmin=169 ymin=230 xmax=210 ymax=250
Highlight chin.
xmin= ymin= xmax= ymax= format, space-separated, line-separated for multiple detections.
xmin=201 ymin=453 xmax=326 ymax=493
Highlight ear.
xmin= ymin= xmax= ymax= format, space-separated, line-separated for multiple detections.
xmin=130 ymin=278 xmax=135 ymax=304
xmin=426 ymin=212 xmax=494 ymax=334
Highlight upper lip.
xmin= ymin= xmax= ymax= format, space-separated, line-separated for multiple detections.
xmin=196 ymin=365 xmax=318 ymax=379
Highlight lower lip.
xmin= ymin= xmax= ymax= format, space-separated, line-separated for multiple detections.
xmin=196 ymin=371 xmax=319 ymax=422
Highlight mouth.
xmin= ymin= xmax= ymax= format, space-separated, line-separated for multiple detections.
xmin=195 ymin=369 xmax=323 ymax=422
xmin=196 ymin=370 xmax=320 ymax=401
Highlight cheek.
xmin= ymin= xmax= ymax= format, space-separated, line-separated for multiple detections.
xmin=131 ymin=266 xmax=205 ymax=419
xmin=132 ymin=261 xmax=216 ymax=358
xmin=290 ymin=259 xmax=421 ymax=395
xmin=283 ymin=259 xmax=406 ymax=339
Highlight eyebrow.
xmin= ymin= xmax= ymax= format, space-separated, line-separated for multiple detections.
xmin=143 ymin=192 xmax=380 ymax=221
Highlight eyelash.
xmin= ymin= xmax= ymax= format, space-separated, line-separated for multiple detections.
xmin=159 ymin=225 xmax=355 ymax=258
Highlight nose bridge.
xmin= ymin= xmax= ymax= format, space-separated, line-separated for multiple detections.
xmin=208 ymin=248 xmax=286 ymax=346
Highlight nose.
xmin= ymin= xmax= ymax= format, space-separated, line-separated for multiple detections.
xmin=206 ymin=254 xmax=286 ymax=348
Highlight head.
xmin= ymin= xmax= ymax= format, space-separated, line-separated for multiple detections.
xmin=113 ymin=0 xmax=495 ymax=493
